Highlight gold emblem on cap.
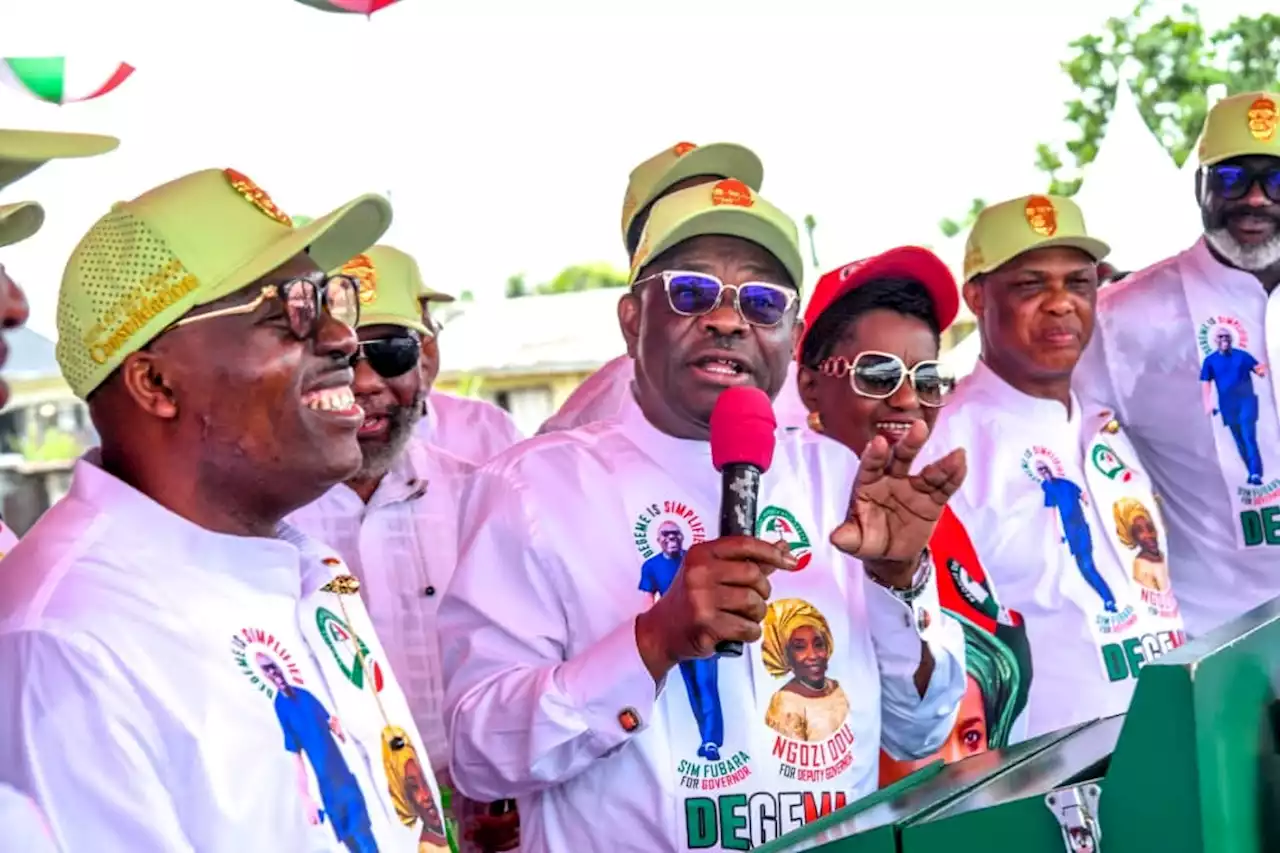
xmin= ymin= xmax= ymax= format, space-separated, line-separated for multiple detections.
xmin=838 ymin=262 xmax=862 ymax=282
xmin=322 ymin=574 xmax=361 ymax=595
xmin=711 ymin=178 xmax=754 ymax=208
xmin=1023 ymin=195 xmax=1058 ymax=237
xmin=1248 ymin=97 xmax=1278 ymax=143
xmin=223 ymin=169 xmax=293 ymax=227
xmin=342 ymin=253 xmax=378 ymax=305
xmin=673 ymin=141 xmax=697 ymax=157
xmin=1103 ymin=419 xmax=1121 ymax=434
xmin=963 ymin=242 xmax=983 ymax=274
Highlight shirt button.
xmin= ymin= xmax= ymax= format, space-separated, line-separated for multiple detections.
xmin=618 ymin=707 xmax=642 ymax=733
xmin=423 ymin=586 xmax=437 ymax=597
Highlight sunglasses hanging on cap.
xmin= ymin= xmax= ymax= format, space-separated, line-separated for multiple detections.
xmin=353 ymin=334 xmax=421 ymax=379
xmin=171 ymin=273 xmax=361 ymax=339
xmin=819 ymin=351 xmax=956 ymax=408
xmin=1206 ymin=163 xmax=1280 ymax=203
xmin=632 ymin=270 xmax=797 ymax=327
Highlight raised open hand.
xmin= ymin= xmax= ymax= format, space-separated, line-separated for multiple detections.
xmin=830 ymin=420 xmax=966 ymax=574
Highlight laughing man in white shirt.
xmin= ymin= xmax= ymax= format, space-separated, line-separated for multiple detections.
xmin=442 ymin=179 xmax=969 ymax=852
xmin=0 ymin=127 xmax=121 ymax=853
xmin=1075 ymin=91 xmax=1280 ymax=635
xmin=540 ymin=140 xmax=808 ymax=435
xmin=0 ymin=168 xmax=447 ymax=852
xmin=920 ymin=194 xmax=1186 ymax=740
xmin=289 ymin=245 xmax=517 ymax=852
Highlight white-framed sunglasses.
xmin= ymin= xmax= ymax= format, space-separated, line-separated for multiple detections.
xmin=633 ymin=269 xmax=797 ymax=327
xmin=819 ymin=350 xmax=956 ymax=407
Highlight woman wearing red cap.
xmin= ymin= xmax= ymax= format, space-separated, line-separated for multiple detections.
xmin=796 ymin=247 xmax=1034 ymax=781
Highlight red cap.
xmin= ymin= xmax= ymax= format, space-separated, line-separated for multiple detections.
xmin=797 ymin=246 xmax=960 ymax=360
xmin=710 ymin=386 xmax=777 ymax=472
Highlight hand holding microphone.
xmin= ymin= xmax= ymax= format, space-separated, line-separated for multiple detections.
xmin=635 ymin=387 xmax=796 ymax=680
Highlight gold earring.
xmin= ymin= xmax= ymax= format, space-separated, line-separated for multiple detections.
xmin=807 ymin=411 xmax=824 ymax=433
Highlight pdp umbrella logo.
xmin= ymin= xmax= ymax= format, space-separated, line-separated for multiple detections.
xmin=757 ymin=506 xmax=813 ymax=570
xmin=316 ymin=606 xmax=385 ymax=692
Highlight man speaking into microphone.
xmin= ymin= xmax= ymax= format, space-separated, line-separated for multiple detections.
xmin=440 ymin=180 xmax=968 ymax=852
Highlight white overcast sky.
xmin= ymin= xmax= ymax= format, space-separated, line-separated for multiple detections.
xmin=0 ymin=0 xmax=1270 ymax=339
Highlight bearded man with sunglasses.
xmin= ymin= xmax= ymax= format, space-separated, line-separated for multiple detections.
xmin=918 ymin=193 xmax=1186 ymax=741
xmin=0 ymin=169 xmax=444 ymax=852
xmin=288 ymin=245 xmax=517 ymax=852
xmin=441 ymin=179 xmax=968 ymax=852
xmin=1074 ymin=91 xmax=1280 ymax=637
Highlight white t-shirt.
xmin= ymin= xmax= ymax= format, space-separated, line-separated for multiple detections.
xmin=441 ymin=396 xmax=966 ymax=852
xmin=417 ymin=392 xmax=523 ymax=466
xmin=288 ymin=437 xmax=474 ymax=777
xmin=0 ymin=457 xmax=448 ymax=853
xmin=1075 ymin=238 xmax=1280 ymax=635
xmin=924 ymin=361 xmax=1186 ymax=739
xmin=538 ymin=355 xmax=811 ymax=434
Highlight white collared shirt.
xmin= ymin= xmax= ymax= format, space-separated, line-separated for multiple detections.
xmin=287 ymin=437 xmax=474 ymax=776
xmin=538 ymin=355 xmax=812 ymax=434
xmin=441 ymin=396 xmax=965 ymax=852
xmin=417 ymin=391 xmax=523 ymax=466
xmin=0 ymin=784 xmax=57 ymax=852
xmin=0 ymin=457 xmax=448 ymax=853
xmin=924 ymin=361 xmax=1186 ymax=739
xmin=1075 ymin=239 xmax=1280 ymax=635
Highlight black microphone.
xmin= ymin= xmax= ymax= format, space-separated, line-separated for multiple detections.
xmin=708 ymin=387 xmax=778 ymax=657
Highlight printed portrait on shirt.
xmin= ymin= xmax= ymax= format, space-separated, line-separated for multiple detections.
xmin=1197 ymin=315 xmax=1276 ymax=493
xmin=229 ymin=629 xmax=377 ymax=853
xmin=1021 ymin=446 xmax=1128 ymax=625
xmin=762 ymin=599 xmax=851 ymax=743
xmin=633 ymin=500 xmax=733 ymax=767
xmin=382 ymin=726 xmax=449 ymax=853
xmin=1109 ymin=497 xmax=1180 ymax=621
xmin=879 ymin=510 xmax=1033 ymax=787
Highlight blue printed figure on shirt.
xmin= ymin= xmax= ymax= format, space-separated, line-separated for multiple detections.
xmin=1200 ymin=329 xmax=1266 ymax=485
xmin=257 ymin=654 xmax=377 ymax=853
xmin=1036 ymin=463 xmax=1117 ymax=613
xmin=638 ymin=521 xmax=725 ymax=761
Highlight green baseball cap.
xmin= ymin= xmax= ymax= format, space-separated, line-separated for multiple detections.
xmin=1199 ymin=91 xmax=1280 ymax=166
xmin=338 ymin=245 xmax=430 ymax=335
xmin=57 ymin=167 xmax=392 ymax=399
xmin=963 ymin=193 xmax=1110 ymax=281
xmin=0 ymin=129 xmax=119 ymax=192
xmin=0 ymin=201 xmax=43 ymax=248
xmin=620 ymin=142 xmax=764 ymax=252
xmin=629 ymin=178 xmax=803 ymax=290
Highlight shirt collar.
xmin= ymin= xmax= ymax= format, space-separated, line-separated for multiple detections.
xmin=1186 ymin=236 xmax=1272 ymax=296
xmin=967 ymin=358 xmax=1080 ymax=426
xmin=616 ymin=391 xmax=714 ymax=473
xmin=69 ymin=452 xmax=316 ymax=599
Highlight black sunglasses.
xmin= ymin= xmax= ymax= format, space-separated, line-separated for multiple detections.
xmin=353 ymin=334 xmax=421 ymax=379
xmin=1206 ymin=163 xmax=1280 ymax=203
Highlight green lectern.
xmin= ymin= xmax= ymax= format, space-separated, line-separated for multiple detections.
xmin=764 ymin=597 xmax=1280 ymax=852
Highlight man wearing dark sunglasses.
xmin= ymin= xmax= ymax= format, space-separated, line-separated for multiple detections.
xmin=1074 ymin=90 xmax=1280 ymax=638
xmin=289 ymin=245 xmax=517 ymax=852
xmin=0 ymin=126 xmax=119 ymax=853
xmin=920 ymin=193 xmax=1186 ymax=741
xmin=540 ymin=140 xmax=808 ymax=435
xmin=442 ymin=179 xmax=968 ymax=851
xmin=0 ymin=169 xmax=441 ymax=851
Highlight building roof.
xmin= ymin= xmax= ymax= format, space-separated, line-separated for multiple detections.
xmin=437 ymin=287 xmax=627 ymax=378
xmin=4 ymin=326 xmax=59 ymax=381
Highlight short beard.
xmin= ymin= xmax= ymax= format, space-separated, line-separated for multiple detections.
xmin=354 ymin=394 xmax=424 ymax=482
xmin=1205 ymin=227 xmax=1280 ymax=271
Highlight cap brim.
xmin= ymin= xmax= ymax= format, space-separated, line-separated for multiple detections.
xmin=971 ymin=235 xmax=1111 ymax=280
xmin=1199 ymin=144 xmax=1280 ymax=167
xmin=198 ymin=193 xmax=394 ymax=309
xmin=636 ymin=206 xmax=804 ymax=291
xmin=0 ymin=201 xmax=45 ymax=248
xmin=359 ymin=312 xmax=430 ymax=335
xmin=0 ymin=130 xmax=119 ymax=191
xmin=629 ymin=143 xmax=765 ymax=230
xmin=419 ymin=288 xmax=456 ymax=304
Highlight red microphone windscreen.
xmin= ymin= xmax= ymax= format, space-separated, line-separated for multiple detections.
xmin=710 ymin=386 xmax=778 ymax=472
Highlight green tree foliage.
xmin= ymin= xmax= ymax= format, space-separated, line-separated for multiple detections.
xmin=939 ymin=198 xmax=988 ymax=239
xmin=504 ymin=263 xmax=628 ymax=298
xmin=803 ymin=214 xmax=820 ymax=268
xmin=1037 ymin=2 xmax=1280 ymax=196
